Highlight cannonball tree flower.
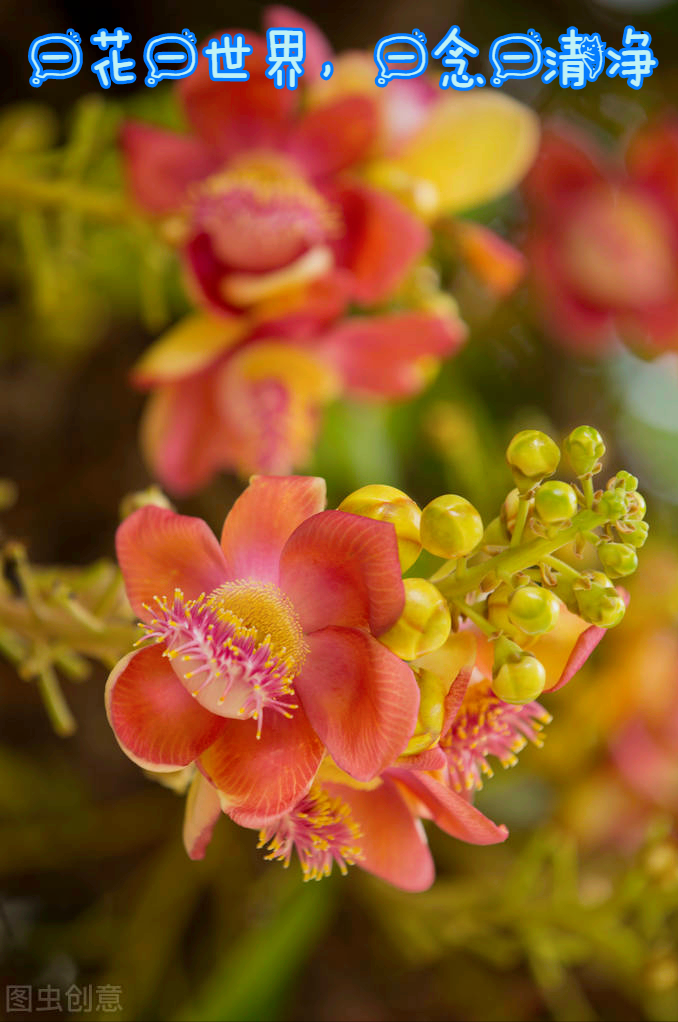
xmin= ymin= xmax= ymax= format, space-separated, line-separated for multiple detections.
xmin=523 ymin=118 xmax=678 ymax=354
xmin=132 ymin=303 xmax=463 ymax=494
xmin=106 ymin=475 xmax=420 ymax=822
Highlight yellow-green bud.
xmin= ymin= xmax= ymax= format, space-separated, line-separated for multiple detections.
xmin=574 ymin=572 xmax=626 ymax=627
xmin=627 ymin=491 xmax=646 ymax=520
xmin=614 ymin=470 xmax=639 ymax=492
xmin=598 ymin=489 xmax=628 ymax=521
xmin=487 ymin=584 xmax=526 ymax=642
xmin=534 ymin=480 xmax=578 ymax=524
xmin=598 ymin=542 xmax=638 ymax=578
xmin=563 ymin=426 xmax=605 ymax=476
xmin=120 ymin=485 xmax=173 ymax=519
xmin=380 ymin=578 xmax=451 ymax=661
xmin=506 ymin=430 xmax=560 ymax=491
xmin=483 ymin=515 xmax=509 ymax=549
xmin=405 ymin=669 xmax=448 ymax=754
xmin=492 ymin=654 xmax=546 ymax=704
xmin=508 ymin=585 xmax=560 ymax=636
xmin=625 ymin=520 xmax=649 ymax=548
xmin=420 ymin=494 xmax=483 ymax=559
xmin=338 ymin=484 xmax=422 ymax=571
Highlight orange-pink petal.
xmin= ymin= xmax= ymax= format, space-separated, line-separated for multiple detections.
xmin=116 ymin=506 xmax=228 ymax=621
xmin=326 ymin=779 xmax=434 ymax=892
xmin=332 ymin=182 xmax=430 ymax=303
xmin=105 ymin=647 xmax=225 ymax=770
xmin=263 ymin=6 xmax=333 ymax=80
xmin=278 ymin=509 xmax=404 ymax=635
xmin=296 ymin=626 xmax=419 ymax=781
xmin=121 ymin=120 xmax=215 ymax=215
xmin=291 ymin=96 xmax=378 ymax=178
xmin=183 ymin=772 xmax=222 ymax=860
xmin=389 ymin=769 xmax=509 ymax=845
xmin=220 ymin=475 xmax=326 ymax=583
xmin=200 ymin=704 xmax=324 ymax=823
xmin=318 ymin=312 xmax=465 ymax=398
xmin=178 ymin=31 xmax=296 ymax=157
xmin=523 ymin=124 xmax=605 ymax=216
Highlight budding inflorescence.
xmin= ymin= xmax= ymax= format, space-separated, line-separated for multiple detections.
xmin=341 ymin=425 xmax=647 ymax=708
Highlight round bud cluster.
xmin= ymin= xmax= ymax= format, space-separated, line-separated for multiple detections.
xmin=420 ymin=494 xmax=484 ymax=559
xmin=534 ymin=480 xmax=578 ymax=524
xmin=380 ymin=578 xmax=451 ymax=661
xmin=339 ymin=484 xmax=422 ymax=571
xmin=573 ymin=572 xmax=626 ymax=628
xmin=506 ymin=430 xmax=561 ymax=492
xmin=563 ymin=426 xmax=606 ymax=477
xmin=492 ymin=638 xmax=547 ymax=704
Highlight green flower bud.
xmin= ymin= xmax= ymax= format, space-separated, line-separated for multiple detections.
xmin=339 ymin=484 xmax=422 ymax=571
xmin=614 ymin=470 xmax=639 ymax=492
xmin=597 ymin=489 xmax=628 ymax=521
xmin=508 ymin=585 xmax=561 ymax=636
xmin=120 ymin=486 xmax=173 ymax=519
xmin=420 ymin=494 xmax=483 ymax=559
xmin=627 ymin=491 xmax=647 ymax=520
xmin=506 ymin=430 xmax=560 ymax=491
xmin=380 ymin=578 xmax=451 ymax=661
xmin=598 ymin=542 xmax=638 ymax=578
xmin=492 ymin=654 xmax=547 ymax=704
xmin=534 ymin=480 xmax=578 ymax=524
xmin=563 ymin=426 xmax=606 ymax=476
xmin=625 ymin=520 xmax=650 ymax=548
xmin=574 ymin=572 xmax=626 ymax=628
xmin=405 ymin=669 xmax=448 ymax=755
xmin=483 ymin=515 xmax=509 ymax=549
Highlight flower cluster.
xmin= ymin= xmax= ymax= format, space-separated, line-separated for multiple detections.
xmin=122 ymin=5 xmax=539 ymax=493
xmin=106 ymin=427 xmax=646 ymax=890
xmin=524 ymin=118 xmax=678 ymax=355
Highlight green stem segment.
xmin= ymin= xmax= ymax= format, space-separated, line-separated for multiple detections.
xmin=436 ymin=509 xmax=607 ymax=601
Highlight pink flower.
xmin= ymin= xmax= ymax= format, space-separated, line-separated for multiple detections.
xmin=523 ymin=119 xmax=678 ymax=354
xmin=133 ymin=307 xmax=463 ymax=494
xmin=106 ymin=476 xmax=420 ymax=822
xmin=122 ymin=8 xmax=430 ymax=316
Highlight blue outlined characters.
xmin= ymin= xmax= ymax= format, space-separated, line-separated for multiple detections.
xmin=606 ymin=26 xmax=658 ymax=89
xmin=265 ymin=27 xmax=306 ymax=90
xmin=28 ymin=30 xmax=82 ymax=88
xmin=144 ymin=29 xmax=197 ymax=87
xmin=489 ymin=30 xmax=542 ymax=87
xmin=431 ymin=26 xmax=484 ymax=90
xmin=90 ymin=28 xmax=136 ymax=88
xmin=374 ymin=29 xmax=428 ymax=87
xmin=202 ymin=33 xmax=253 ymax=82
xmin=542 ymin=27 xmax=605 ymax=89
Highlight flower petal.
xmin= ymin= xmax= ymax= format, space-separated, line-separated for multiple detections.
xmin=279 ymin=510 xmax=404 ymax=635
xmin=140 ymin=374 xmax=242 ymax=497
xmin=199 ymin=705 xmax=324 ymax=823
xmin=456 ymin=221 xmax=526 ymax=298
xmin=292 ymin=96 xmax=378 ymax=178
xmin=332 ymin=183 xmax=430 ymax=304
xmin=296 ymin=627 xmax=419 ymax=781
xmin=523 ymin=124 xmax=605 ymax=216
xmin=121 ymin=121 xmax=215 ymax=214
xmin=389 ymin=769 xmax=509 ymax=845
xmin=318 ymin=312 xmax=464 ymax=398
xmin=132 ymin=313 xmax=248 ymax=388
xmin=391 ymin=92 xmax=539 ymax=214
xmin=179 ymin=32 xmax=296 ymax=157
xmin=106 ymin=647 xmax=225 ymax=770
xmin=116 ymin=506 xmax=228 ymax=620
xmin=183 ymin=772 xmax=222 ymax=860
xmin=220 ymin=475 xmax=326 ymax=584
xmin=626 ymin=118 xmax=678 ymax=209
xmin=326 ymin=779 xmax=434 ymax=891
xmin=263 ymin=6 xmax=333 ymax=80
